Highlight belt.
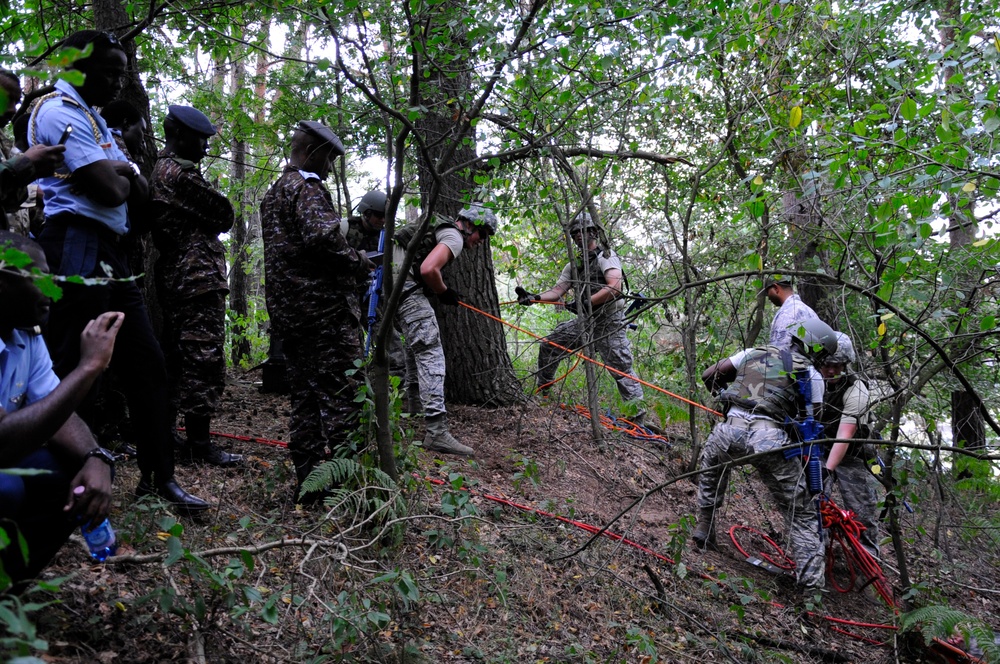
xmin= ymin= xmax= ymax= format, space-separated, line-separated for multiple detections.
xmin=47 ymin=212 xmax=125 ymax=246
xmin=725 ymin=416 xmax=781 ymax=430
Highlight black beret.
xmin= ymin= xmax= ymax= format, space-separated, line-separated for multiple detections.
xmin=166 ymin=105 xmax=217 ymax=137
xmin=296 ymin=120 xmax=345 ymax=156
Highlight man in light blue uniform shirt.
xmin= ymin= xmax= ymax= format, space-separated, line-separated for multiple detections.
xmin=29 ymin=30 xmax=209 ymax=512
xmin=0 ymin=231 xmax=118 ymax=584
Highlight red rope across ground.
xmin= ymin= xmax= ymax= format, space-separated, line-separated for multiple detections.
xmin=204 ymin=426 xmax=979 ymax=660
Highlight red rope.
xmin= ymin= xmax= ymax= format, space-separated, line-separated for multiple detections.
xmin=820 ymin=497 xmax=896 ymax=608
xmin=205 ymin=429 xmax=984 ymax=661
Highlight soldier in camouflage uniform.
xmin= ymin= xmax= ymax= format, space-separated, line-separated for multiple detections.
xmin=150 ymin=105 xmax=242 ymax=467
xmin=819 ymin=332 xmax=880 ymax=560
xmin=341 ymin=190 xmax=405 ymax=374
xmin=763 ymin=275 xmax=818 ymax=352
xmin=261 ymin=121 xmax=374 ymax=499
xmin=694 ymin=318 xmax=837 ymax=591
xmin=392 ymin=203 xmax=498 ymax=457
xmin=516 ymin=212 xmax=644 ymax=416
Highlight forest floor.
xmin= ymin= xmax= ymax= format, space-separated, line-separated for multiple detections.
xmin=18 ymin=369 xmax=1000 ymax=663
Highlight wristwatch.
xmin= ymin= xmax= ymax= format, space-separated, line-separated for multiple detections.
xmin=83 ymin=447 xmax=116 ymax=468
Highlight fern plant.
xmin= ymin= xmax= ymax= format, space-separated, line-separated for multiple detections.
xmin=300 ymin=457 xmax=406 ymax=545
xmin=900 ymin=605 xmax=1000 ymax=662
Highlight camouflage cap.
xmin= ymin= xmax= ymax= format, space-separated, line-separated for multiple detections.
xmin=457 ymin=203 xmax=498 ymax=236
xmin=763 ymin=274 xmax=793 ymax=290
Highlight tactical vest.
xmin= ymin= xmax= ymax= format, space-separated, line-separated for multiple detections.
xmin=575 ymin=248 xmax=630 ymax=307
xmin=393 ymin=218 xmax=459 ymax=284
xmin=716 ymin=346 xmax=811 ymax=421
xmin=819 ymin=374 xmax=870 ymax=456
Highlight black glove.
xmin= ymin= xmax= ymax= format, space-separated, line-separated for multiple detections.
xmin=564 ymin=300 xmax=579 ymax=315
xmin=821 ymin=466 xmax=838 ymax=484
xmin=515 ymin=286 xmax=537 ymax=306
xmin=438 ymin=288 xmax=463 ymax=306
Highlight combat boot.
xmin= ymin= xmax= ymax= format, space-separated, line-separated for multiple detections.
xmin=183 ymin=414 xmax=243 ymax=467
xmin=423 ymin=414 xmax=474 ymax=457
xmin=692 ymin=507 xmax=719 ymax=551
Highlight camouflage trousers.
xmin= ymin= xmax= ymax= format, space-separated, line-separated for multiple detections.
xmin=284 ymin=315 xmax=363 ymax=469
xmin=163 ymin=291 xmax=227 ymax=418
xmin=697 ymin=421 xmax=826 ymax=588
xmin=826 ymin=455 xmax=881 ymax=560
xmin=396 ymin=289 xmax=447 ymax=418
xmin=536 ymin=305 xmax=643 ymax=402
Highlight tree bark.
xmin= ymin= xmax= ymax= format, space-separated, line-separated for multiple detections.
xmin=413 ymin=1 xmax=522 ymax=406
xmin=228 ymin=36 xmax=251 ymax=365
xmin=939 ymin=0 xmax=985 ymax=459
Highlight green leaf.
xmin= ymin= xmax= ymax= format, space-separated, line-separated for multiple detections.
xmin=164 ymin=536 xmax=185 ymax=566
xmin=900 ymin=97 xmax=917 ymax=121
xmin=980 ymin=315 xmax=996 ymax=331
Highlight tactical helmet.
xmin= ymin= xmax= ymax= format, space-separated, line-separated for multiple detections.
xmin=789 ymin=318 xmax=838 ymax=365
xmin=569 ymin=212 xmax=597 ymax=234
xmin=357 ymin=190 xmax=388 ymax=217
xmin=824 ymin=331 xmax=856 ymax=366
xmin=457 ymin=203 xmax=498 ymax=236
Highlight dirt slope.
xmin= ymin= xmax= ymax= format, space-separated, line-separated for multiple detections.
xmin=23 ymin=374 xmax=999 ymax=663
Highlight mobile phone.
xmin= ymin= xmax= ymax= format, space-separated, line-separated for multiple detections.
xmin=58 ymin=124 xmax=73 ymax=145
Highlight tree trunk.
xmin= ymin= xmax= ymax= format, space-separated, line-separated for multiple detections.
xmin=413 ymin=2 xmax=522 ymax=406
xmin=228 ymin=37 xmax=251 ymax=365
xmin=939 ymin=0 xmax=985 ymax=460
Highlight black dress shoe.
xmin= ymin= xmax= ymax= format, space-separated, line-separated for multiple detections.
xmin=136 ymin=478 xmax=211 ymax=513
xmin=187 ymin=443 xmax=244 ymax=468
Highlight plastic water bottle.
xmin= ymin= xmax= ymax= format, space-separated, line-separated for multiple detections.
xmin=81 ymin=519 xmax=117 ymax=562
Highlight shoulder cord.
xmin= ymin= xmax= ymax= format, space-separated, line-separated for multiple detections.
xmin=28 ymin=92 xmax=103 ymax=180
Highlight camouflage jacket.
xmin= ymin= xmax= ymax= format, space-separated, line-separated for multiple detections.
xmin=261 ymin=166 xmax=368 ymax=335
xmin=149 ymin=149 xmax=234 ymax=299
xmin=0 ymin=143 xmax=33 ymax=214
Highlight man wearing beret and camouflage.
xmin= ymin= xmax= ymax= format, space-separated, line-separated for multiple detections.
xmin=391 ymin=203 xmax=498 ymax=457
xmin=261 ymin=121 xmax=374 ymax=501
xmin=150 ymin=105 xmax=242 ymax=467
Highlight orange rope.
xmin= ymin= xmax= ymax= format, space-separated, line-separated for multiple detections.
xmin=561 ymin=403 xmax=671 ymax=445
xmin=537 ymin=355 xmax=582 ymax=393
xmin=499 ymin=299 xmax=563 ymax=306
xmin=460 ymin=301 xmax=723 ymax=417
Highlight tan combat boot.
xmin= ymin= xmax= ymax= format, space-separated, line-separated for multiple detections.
xmin=423 ymin=414 xmax=474 ymax=457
